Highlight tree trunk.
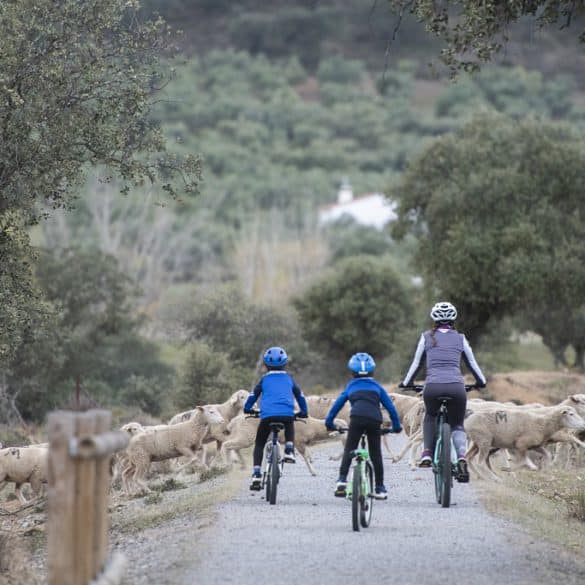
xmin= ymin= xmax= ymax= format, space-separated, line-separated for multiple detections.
xmin=573 ymin=344 xmax=585 ymax=371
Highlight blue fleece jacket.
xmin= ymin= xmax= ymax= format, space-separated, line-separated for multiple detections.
xmin=244 ymin=371 xmax=308 ymax=419
xmin=325 ymin=377 xmax=401 ymax=430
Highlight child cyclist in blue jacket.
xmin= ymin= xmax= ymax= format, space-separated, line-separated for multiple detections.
xmin=243 ymin=346 xmax=309 ymax=490
xmin=325 ymin=352 xmax=402 ymax=500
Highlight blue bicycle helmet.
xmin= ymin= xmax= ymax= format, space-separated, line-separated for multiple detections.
xmin=348 ymin=352 xmax=376 ymax=376
xmin=263 ymin=346 xmax=288 ymax=367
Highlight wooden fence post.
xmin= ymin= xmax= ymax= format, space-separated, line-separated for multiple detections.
xmin=47 ymin=411 xmax=77 ymax=585
xmin=92 ymin=410 xmax=111 ymax=579
xmin=47 ymin=410 xmax=128 ymax=585
xmin=74 ymin=411 xmax=97 ymax=584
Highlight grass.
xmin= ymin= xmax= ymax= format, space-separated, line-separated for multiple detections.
xmin=0 ymin=532 xmax=41 ymax=585
xmin=477 ymin=469 xmax=585 ymax=557
xmin=154 ymin=477 xmax=187 ymax=492
xmin=568 ymin=491 xmax=585 ymax=522
xmin=113 ymin=465 xmax=247 ymax=535
xmin=198 ymin=465 xmax=229 ymax=483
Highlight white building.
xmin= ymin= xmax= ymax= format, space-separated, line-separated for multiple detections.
xmin=318 ymin=179 xmax=397 ymax=229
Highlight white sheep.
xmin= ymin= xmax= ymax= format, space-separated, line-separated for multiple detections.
xmin=0 ymin=445 xmax=48 ymax=504
xmin=121 ymin=405 xmax=224 ymax=494
xmin=169 ymin=389 xmax=249 ymax=466
xmin=220 ymin=414 xmax=347 ymax=476
xmin=307 ymin=394 xmax=402 ymax=458
xmin=306 ymin=395 xmax=350 ymax=423
xmin=465 ymin=404 xmax=585 ymax=481
xmin=388 ymin=393 xmax=425 ymax=467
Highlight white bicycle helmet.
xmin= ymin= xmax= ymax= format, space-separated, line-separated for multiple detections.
xmin=430 ymin=301 xmax=457 ymax=322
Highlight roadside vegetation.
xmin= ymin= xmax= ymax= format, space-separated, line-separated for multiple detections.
xmin=479 ymin=469 xmax=585 ymax=556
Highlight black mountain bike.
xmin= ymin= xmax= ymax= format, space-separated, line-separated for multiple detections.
xmin=246 ymin=411 xmax=305 ymax=505
xmin=403 ymin=384 xmax=479 ymax=508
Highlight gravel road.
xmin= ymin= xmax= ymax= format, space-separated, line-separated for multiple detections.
xmin=182 ymin=438 xmax=585 ymax=585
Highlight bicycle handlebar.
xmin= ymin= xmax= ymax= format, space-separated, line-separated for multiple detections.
xmin=244 ymin=410 xmax=308 ymax=422
xmin=400 ymin=383 xmax=483 ymax=393
xmin=334 ymin=427 xmax=394 ymax=435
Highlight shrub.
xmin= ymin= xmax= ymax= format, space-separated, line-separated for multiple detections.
xmin=294 ymin=256 xmax=415 ymax=380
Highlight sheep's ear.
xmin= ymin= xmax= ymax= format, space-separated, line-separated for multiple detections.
xmin=196 ymin=406 xmax=204 ymax=412
xmin=570 ymin=394 xmax=585 ymax=404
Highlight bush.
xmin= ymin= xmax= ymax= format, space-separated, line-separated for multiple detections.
xmin=119 ymin=375 xmax=169 ymax=417
xmin=294 ymin=256 xmax=415 ymax=380
xmin=326 ymin=217 xmax=394 ymax=263
xmin=183 ymin=284 xmax=311 ymax=372
xmin=175 ymin=341 xmax=235 ymax=409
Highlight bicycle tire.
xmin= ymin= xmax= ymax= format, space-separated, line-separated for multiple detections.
xmin=269 ymin=442 xmax=279 ymax=505
xmin=440 ymin=421 xmax=452 ymax=508
xmin=360 ymin=461 xmax=374 ymax=528
xmin=352 ymin=464 xmax=361 ymax=532
xmin=433 ymin=426 xmax=442 ymax=504
xmin=265 ymin=444 xmax=272 ymax=504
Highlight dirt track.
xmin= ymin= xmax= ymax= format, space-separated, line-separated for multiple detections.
xmin=178 ymin=438 xmax=585 ymax=585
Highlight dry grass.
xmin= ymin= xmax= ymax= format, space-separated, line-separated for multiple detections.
xmin=111 ymin=465 xmax=247 ymax=535
xmin=484 ymin=371 xmax=585 ymax=405
xmin=0 ymin=531 xmax=41 ymax=585
xmin=477 ymin=469 xmax=585 ymax=557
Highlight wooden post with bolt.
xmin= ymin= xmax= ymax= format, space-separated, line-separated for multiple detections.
xmin=47 ymin=409 xmax=129 ymax=585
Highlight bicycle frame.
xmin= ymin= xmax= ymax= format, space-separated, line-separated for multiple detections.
xmin=432 ymin=400 xmax=457 ymax=507
xmin=401 ymin=383 xmax=479 ymax=508
xmin=337 ymin=428 xmax=391 ymax=531
xmin=346 ymin=439 xmax=370 ymax=501
xmin=263 ymin=424 xmax=284 ymax=505
xmin=244 ymin=411 xmax=307 ymax=505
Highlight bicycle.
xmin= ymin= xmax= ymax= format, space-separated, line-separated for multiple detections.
xmin=336 ymin=426 xmax=393 ymax=531
xmin=246 ymin=411 xmax=305 ymax=505
xmin=402 ymin=384 xmax=479 ymax=508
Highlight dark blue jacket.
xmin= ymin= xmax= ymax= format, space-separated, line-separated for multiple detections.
xmin=325 ymin=377 xmax=401 ymax=430
xmin=244 ymin=371 xmax=308 ymax=419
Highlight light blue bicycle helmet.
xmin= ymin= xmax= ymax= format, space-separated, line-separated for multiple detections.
xmin=348 ymin=352 xmax=376 ymax=376
xmin=263 ymin=346 xmax=288 ymax=367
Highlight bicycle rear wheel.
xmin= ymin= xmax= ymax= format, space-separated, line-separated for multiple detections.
xmin=269 ymin=442 xmax=279 ymax=505
xmin=351 ymin=465 xmax=361 ymax=532
xmin=439 ymin=422 xmax=452 ymax=508
xmin=265 ymin=446 xmax=272 ymax=503
xmin=360 ymin=461 xmax=374 ymax=528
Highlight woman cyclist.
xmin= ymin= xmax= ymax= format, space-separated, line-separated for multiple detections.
xmin=399 ymin=302 xmax=486 ymax=481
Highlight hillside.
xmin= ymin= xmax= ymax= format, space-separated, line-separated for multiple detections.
xmin=141 ymin=0 xmax=585 ymax=83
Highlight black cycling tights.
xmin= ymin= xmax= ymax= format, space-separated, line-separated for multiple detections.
xmin=253 ymin=416 xmax=295 ymax=467
xmin=339 ymin=416 xmax=383 ymax=487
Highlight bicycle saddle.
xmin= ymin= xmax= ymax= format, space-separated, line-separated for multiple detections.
xmin=268 ymin=422 xmax=285 ymax=431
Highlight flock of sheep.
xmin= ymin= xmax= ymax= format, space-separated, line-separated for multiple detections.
xmin=1 ymin=388 xmax=585 ymax=505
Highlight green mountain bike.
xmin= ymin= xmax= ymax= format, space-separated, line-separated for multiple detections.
xmin=404 ymin=384 xmax=478 ymax=508
xmin=337 ymin=427 xmax=392 ymax=531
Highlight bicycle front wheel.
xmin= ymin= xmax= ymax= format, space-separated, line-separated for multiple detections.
xmin=360 ymin=461 xmax=374 ymax=528
xmin=439 ymin=422 xmax=452 ymax=508
xmin=351 ymin=465 xmax=361 ymax=532
xmin=269 ymin=442 xmax=279 ymax=505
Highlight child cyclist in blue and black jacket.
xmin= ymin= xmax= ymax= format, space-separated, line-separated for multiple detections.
xmin=243 ymin=346 xmax=308 ymax=491
xmin=325 ymin=352 xmax=402 ymax=500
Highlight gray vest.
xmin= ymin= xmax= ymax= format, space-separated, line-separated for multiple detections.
xmin=423 ymin=329 xmax=465 ymax=384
